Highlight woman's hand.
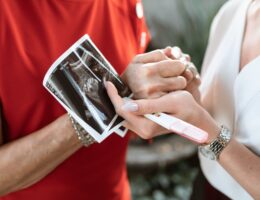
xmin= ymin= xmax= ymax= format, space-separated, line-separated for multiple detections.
xmin=121 ymin=48 xmax=188 ymax=99
xmin=105 ymin=81 xmax=219 ymax=142
xmin=105 ymin=81 xmax=170 ymax=139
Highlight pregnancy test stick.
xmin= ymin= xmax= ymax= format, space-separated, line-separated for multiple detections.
xmin=144 ymin=113 xmax=208 ymax=143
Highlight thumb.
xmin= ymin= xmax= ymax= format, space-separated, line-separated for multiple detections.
xmin=105 ymin=81 xmax=124 ymax=109
xmin=133 ymin=49 xmax=170 ymax=64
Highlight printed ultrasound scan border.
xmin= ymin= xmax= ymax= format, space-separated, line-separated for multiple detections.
xmin=43 ymin=35 xmax=130 ymax=142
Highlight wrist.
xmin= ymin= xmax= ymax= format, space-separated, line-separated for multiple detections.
xmin=68 ymin=114 xmax=96 ymax=147
xmin=218 ymin=137 xmax=236 ymax=161
xmin=196 ymin=108 xmax=220 ymax=143
xmin=50 ymin=115 xmax=83 ymax=149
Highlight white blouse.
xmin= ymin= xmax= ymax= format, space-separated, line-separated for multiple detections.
xmin=199 ymin=0 xmax=260 ymax=199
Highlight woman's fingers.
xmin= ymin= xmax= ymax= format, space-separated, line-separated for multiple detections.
xmin=182 ymin=69 xmax=195 ymax=84
xmin=105 ymin=81 xmax=170 ymax=139
xmin=122 ymin=90 xmax=193 ymax=116
xmin=105 ymin=81 xmax=124 ymax=112
xmin=122 ymin=96 xmax=171 ymax=115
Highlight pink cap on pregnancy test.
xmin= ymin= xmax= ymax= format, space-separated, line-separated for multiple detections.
xmin=145 ymin=113 xmax=208 ymax=144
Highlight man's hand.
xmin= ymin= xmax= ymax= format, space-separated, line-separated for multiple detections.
xmin=121 ymin=49 xmax=187 ymax=99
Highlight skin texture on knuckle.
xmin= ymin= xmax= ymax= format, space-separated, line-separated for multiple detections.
xmin=171 ymin=91 xmax=191 ymax=107
xmin=124 ymin=63 xmax=138 ymax=81
xmin=137 ymin=100 xmax=157 ymax=115
xmin=146 ymin=84 xmax=162 ymax=98
xmin=153 ymin=49 xmax=167 ymax=61
xmin=171 ymin=90 xmax=198 ymax=123
xmin=132 ymin=54 xmax=144 ymax=63
xmin=173 ymin=60 xmax=186 ymax=74
xmin=135 ymin=85 xmax=151 ymax=99
xmin=177 ymin=76 xmax=188 ymax=89
xmin=166 ymin=92 xmax=182 ymax=107
xmin=167 ymin=76 xmax=187 ymax=91
xmin=159 ymin=50 xmax=168 ymax=60
xmin=115 ymin=105 xmax=124 ymax=117
xmin=159 ymin=60 xmax=186 ymax=77
xmin=162 ymin=76 xmax=187 ymax=92
xmin=143 ymin=64 xmax=156 ymax=77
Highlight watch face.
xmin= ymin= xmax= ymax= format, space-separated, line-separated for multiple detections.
xmin=199 ymin=146 xmax=216 ymax=160
xmin=220 ymin=126 xmax=232 ymax=142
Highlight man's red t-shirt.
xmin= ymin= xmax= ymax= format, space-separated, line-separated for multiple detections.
xmin=0 ymin=0 xmax=149 ymax=199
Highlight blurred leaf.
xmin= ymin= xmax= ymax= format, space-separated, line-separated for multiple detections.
xmin=143 ymin=0 xmax=226 ymax=70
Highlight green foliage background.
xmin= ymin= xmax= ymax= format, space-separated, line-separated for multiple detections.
xmin=143 ymin=0 xmax=226 ymax=70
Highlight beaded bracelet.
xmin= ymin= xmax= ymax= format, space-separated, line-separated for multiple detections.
xmin=68 ymin=114 xmax=96 ymax=147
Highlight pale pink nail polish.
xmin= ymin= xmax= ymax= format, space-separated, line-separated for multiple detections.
xmin=122 ymin=102 xmax=138 ymax=112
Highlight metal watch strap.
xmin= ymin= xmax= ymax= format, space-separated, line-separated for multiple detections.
xmin=209 ymin=135 xmax=228 ymax=159
xmin=199 ymin=125 xmax=232 ymax=160
xmin=68 ymin=114 xmax=96 ymax=147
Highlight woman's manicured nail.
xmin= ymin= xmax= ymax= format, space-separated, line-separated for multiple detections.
xmin=122 ymin=102 xmax=138 ymax=112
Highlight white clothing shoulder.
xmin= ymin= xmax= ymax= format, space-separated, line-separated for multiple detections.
xmin=199 ymin=0 xmax=260 ymax=199
xmin=201 ymin=0 xmax=242 ymax=75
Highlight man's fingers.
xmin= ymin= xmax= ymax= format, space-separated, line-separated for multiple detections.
xmin=155 ymin=60 xmax=186 ymax=78
xmin=133 ymin=49 xmax=169 ymax=64
xmin=163 ymin=46 xmax=182 ymax=59
xmin=159 ymin=76 xmax=187 ymax=92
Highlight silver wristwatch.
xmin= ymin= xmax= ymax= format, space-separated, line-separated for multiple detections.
xmin=198 ymin=125 xmax=232 ymax=160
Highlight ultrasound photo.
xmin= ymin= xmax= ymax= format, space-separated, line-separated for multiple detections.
xmin=43 ymin=35 xmax=131 ymax=142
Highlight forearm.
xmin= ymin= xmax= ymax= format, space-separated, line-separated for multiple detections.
xmin=219 ymin=139 xmax=260 ymax=199
xmin=199 ymin=110 xmax=260 ymax=198
xmin=0 ymin=114 xmax=82 ymax=196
